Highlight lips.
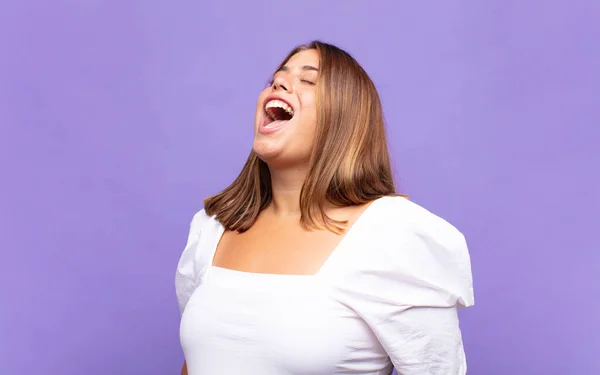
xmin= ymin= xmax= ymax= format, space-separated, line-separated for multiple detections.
xmin=259 ymin=119 xmax=289 ymax=135
xmin=259 ymin=95 xmax=295 ymax=135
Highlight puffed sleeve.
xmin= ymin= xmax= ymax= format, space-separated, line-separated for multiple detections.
xmin=175 ymin=209 xmax=209 ymax=314
xmin=336 ymin=198 xmax=474 ymax=374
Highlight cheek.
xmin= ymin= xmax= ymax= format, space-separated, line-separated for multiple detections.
xmin=296 ymin=94 xmax=318 ymax=144
xmin=299 ymin=92 xmax=317 ymax=120
xmin=256 ymin=89 xmax=271 ymax=110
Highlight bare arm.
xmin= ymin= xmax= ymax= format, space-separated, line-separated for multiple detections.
xmin=181 ymin=361 xmax=188 ymax=375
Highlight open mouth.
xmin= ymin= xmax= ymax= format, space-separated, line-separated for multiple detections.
xmin=264 ymin=99 xmax=294 ymax=125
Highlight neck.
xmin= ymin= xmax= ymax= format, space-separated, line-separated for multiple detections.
xmin=267 ymin=165 xmax=309 ymax=217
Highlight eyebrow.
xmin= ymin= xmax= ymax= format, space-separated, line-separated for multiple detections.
xmin=276 ymin=65 xmax=319 ymax=73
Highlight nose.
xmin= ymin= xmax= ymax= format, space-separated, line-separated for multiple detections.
xmin=272 ymin=74 xmax=292 ymax=93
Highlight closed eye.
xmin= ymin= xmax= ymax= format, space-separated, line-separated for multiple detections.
xmin=265 ymin=76 xmax=315 ymax=87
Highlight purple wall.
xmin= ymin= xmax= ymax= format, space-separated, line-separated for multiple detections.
xmin=1 ymin=1 xmax=598 ymax=374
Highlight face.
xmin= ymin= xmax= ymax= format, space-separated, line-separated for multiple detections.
xmin=253 ymin=49 xmax=319 ymax=168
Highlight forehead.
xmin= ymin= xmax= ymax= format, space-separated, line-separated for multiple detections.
xmin=284 ymin=49 xmax=319 ymax=69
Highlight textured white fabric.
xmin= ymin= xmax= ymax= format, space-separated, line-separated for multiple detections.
xmin=176 ymin=196 xmax=474 ymax=375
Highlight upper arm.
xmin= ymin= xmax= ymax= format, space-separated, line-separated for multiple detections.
xmin=175 ymin=210 xmax=210 ymax=314
xmin=371 ymin=305 xmax=467 ymax=374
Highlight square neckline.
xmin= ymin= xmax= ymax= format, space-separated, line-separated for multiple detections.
xmin=207 ymin=196 xmax=389 ymax=278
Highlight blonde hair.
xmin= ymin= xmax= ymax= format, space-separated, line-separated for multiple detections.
xmin=204 ymin=41 xmax=401 ymax=233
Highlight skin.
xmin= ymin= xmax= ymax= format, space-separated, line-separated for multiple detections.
xmin=182 ymin=49 xmax=372 ymax=374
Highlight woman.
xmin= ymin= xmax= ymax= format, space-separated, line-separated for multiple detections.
xmin=175 ymin=41 xmax=474 ymax=375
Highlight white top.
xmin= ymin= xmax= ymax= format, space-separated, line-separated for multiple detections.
xmin=176 ymin=196 xmax=474 ymax=375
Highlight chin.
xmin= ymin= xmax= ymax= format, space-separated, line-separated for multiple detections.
xmin=253 ymin=139 xmax=285 ymax=162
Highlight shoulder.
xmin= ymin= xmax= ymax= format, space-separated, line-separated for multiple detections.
xmin=364 ymin=196 xmax=469 ymax=266
xmin=373 ymin=195 xmax=465 ymax=243
xmin=179 ymin=208 xmax=219 ymax=266
xmin=341 ymin=195 xmax=474 ymax=308
xmin=188 ymin=208 xmax=213 ymax=235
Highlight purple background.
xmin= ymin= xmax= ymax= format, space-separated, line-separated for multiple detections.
xmin=1 ymin=1 xmax=599 ymax=374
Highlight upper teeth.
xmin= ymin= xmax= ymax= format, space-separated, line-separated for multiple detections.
xmin=265 ymin=99 xmax=294 ymax=117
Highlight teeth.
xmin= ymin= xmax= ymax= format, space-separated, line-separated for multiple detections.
xmin=265 ymin=99 xmax=294 ymax=117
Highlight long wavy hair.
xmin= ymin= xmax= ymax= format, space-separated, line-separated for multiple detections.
xmin=204 ymin=41 xmax=401 ymax=234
